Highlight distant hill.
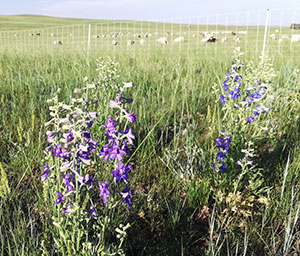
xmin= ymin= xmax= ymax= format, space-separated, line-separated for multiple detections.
xmin=0 ymin=14 xmax=124 ymax=31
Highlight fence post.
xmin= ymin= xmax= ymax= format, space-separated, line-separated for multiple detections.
xmin=88 ymin=24 xmax=91 ymax=50
xmin=262 ymin=8 xmax=270 ymax=57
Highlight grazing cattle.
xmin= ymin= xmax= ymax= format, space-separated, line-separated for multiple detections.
xmin=201 ymin=35 xmax=217 ymax=43
xmin=174 ymin=36 xmax=184 ymax=43
xmin=156 ymin=37 xmax=168 ymax=44
xmin=53 ymin=40 xmax=63 ymax=45
xmin=291 ymin=34 xmax=300 ymax=42
xmin=111 ymin=40 xmax=118 ymax=45
xmin=127 ymin=40 xmax=135 ymax=45
xmin=139 ymin=39 xmax=147 ymax=45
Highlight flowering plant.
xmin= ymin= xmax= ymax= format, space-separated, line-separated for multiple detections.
xmin=41 ymin=58 xmax=136 ymax=255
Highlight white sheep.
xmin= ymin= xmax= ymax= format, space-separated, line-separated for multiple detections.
xmin=127 ymin=40 xmax=135 ymax=45
xmin=53 ymin=40 xmax=63 ymax=45
xmin=233 ymin=36 xmax=240 ymax=43
xmin=139 ymin=39 xmax=147 ymax=45
xmin=221 ymin=37 xmax=228 ymax=43
xmin=270 ymin=34 xmax=277 ymax=40
xmin=111 ymin=40 xmax=118 ymax=45
xmin=174 ymin=36 xmax=184 ymax=43
xmin=156 ymin=37 xmax=168 ymax=44
xmin=201 ymin=35 xmax=216 ymax=43
xmin=291 ymin=34 xmax=300 ymax=43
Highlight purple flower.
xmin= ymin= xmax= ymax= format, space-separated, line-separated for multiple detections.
xmin=120 ymin=186 xmax=131 ymax=208
xmin=104 ymin=116 xmax=117 ymax=136
xmin=83 ymin=174 xmax=95 ymax=188
xmin=67 ymin=132 xmax=74 ymax=141
xmin=86 ymin=119 xmax=93 ymax=128
xmin=219 ymin=163 xmax=227 ymax=173
xmin=110 ymin=100 xmax=119 ymax=108
xmin=247 ymin=116 xmax=255 ymax=123
xmin=123 ymin=128 xmax=135 ymax=145
xmin=100 ymin=142 xmax=128 ymax=162
xmin=98 ymin=181 xmax=110 ymax=204
xmin=41 ymin=164 xmax=51 ymax=182
xmin=46 ymin=131 xmax=57 ymax=143
xmin=89 ymin=112 xmax=98 ymax=119
xmin=56 ymin=191 xmax=65 ymax=204
xmin=112 ymin=162 xmax=132 ymax=184
xmin=52 ymin=144 xmax=71 ymax=159
xmin=219 ymin=94 xmax=227 ymax=105
xmin=84 ymin=206 xmax=97 ymax=219
xmin=83 ymin=131 xmax=91 ymax=141
xmin=62 ymin=174 xmax=75 ymax=192
xmin=213 ymin=132 xmax=232 ymax=173
xmin=126 ymin=113 xmax=137 ymax=123
xmin=61 ymin=202 xmax=73 ymax=214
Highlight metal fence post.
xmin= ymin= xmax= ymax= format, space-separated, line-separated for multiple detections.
xmin=88 ymin=24 xmax=91 ymax=50
xmin=262 ymin=8 xmax=270 ymax=57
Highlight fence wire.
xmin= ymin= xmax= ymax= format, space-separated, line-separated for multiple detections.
xmin=1 ymin=9 xmax=300 ymax=59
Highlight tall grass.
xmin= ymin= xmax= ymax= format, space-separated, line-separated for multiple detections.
xmin=0 ymin=46 xmax=299 ymax=255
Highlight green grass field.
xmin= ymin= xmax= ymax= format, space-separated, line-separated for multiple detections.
xmin=0 ymin=15 xmax=300 ymax=255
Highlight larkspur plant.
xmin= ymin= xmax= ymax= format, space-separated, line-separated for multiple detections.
xmin=41 ymin=58 xmax=136 ymax=256
xmin=212 ymin=49 xmax=276 ymax=176
xmin=218 ymin=48 xmax=275 ymax=126
xmin=98 ymin=81 xmax=137 ymax=208
xmin=211 ymin=131 xmax=232 ymax=173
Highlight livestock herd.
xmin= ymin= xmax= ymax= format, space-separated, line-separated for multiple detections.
xmin=8 ymin=25 xmax=300 ymax=48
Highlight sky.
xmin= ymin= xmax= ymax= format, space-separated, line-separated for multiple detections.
xmin=1 ymin=0 xmax=300 ymax=25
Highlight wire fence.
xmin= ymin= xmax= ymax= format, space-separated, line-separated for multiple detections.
xmin=1 ymin=9 xmax=300 ymax=59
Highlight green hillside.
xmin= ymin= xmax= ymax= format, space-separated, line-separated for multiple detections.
xmin=0 ymin=14 xmax=125 ymax=31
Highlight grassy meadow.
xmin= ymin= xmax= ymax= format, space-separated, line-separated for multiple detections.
xmin=0 ymin=15 xmax=300 ymax=255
